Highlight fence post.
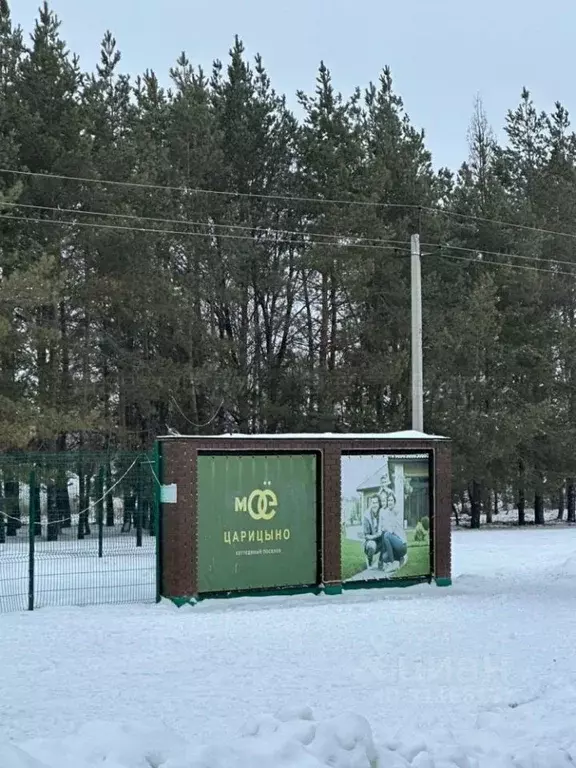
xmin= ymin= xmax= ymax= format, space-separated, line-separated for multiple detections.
xmin=135 ymin=459 xmax=143 ymax=548
xmin=28 ymin=469 xmax=36 ymax=611
xmin=0 ymin=495 xmax=5 ymax=544
xmin=153 ymin=442 xmax=162 ymax=603
xmin=97 ymin=464 xmax=104 ymax=558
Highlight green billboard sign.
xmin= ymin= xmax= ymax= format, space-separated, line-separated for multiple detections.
xmin=197 ymin=454 xmax=318 ymax=593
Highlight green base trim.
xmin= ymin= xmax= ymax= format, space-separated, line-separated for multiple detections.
xmin=164 ymin=585 xmax=321 ymax=605
xmin=435 ymin=577 xmax=452 ymax=587
xmin=342 ymin=576 xmax=430 ymax=591
xmin=163 ymin=577 xmax=434 ymax=606
xmin=168 ymin=596 xmax=198 ymax=607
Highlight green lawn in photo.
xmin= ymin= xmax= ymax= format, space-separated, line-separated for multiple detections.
xmin=340 ymin=530 xmax=431 ymax=582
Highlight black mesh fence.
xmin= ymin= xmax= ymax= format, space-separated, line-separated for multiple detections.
xmin=0 ymin=451 xmax=159 ymax=612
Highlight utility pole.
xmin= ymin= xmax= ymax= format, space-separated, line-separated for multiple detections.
xmin=411 ymin=233 xmax=424 ymax=432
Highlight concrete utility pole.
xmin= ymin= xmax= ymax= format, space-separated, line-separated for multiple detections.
xmin=410 ymin=233 xmax=424 ymax=432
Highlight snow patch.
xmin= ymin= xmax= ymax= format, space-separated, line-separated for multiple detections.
xmin=8 ymin=710 xmax=377 ymax=768
xmin=0 ymin=744 xmax=48 ymax=768
xmin=556 ymin=552 xmax=576 ymax=578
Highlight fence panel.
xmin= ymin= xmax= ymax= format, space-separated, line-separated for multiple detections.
xmin=0 ymin=452 xmax=158 ymax=613
xmin=0 ymin=471 xmax=32 ymax=612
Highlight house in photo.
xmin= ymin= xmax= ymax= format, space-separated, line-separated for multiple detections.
xmin=355 ymin=454 xmax=430 ymax=530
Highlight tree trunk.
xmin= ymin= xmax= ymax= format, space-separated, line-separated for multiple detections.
xmin=470 ymin=481 xmax=482 ymax=529
xmin=534 ymin=490 xmax=545 ymax=525
xmin=4 ymin=477 xmax=20 ymax=537
xmin=56 ymin=470 xmax=71 ymax=530
xmin=517 ymin=462 xmax=526 ymax=526
xmin=557 ymin=486 xmax=565 ymax=521
xmin=46 ymin=481 xmax=58 ymax=541
xmin=33 ymin=481 xmax=41 ymax=537
xmin=0 ymin=490 xmax=5 ymax=543
xmin=105 ymin=463 xmax=115 ymax=526
xmin=122 ymin=491 xmax=135 ymax=532
xmin=484 ymin=488 xmax=493 ymax=525
xmin=302 ymin=270 xmax=316 ymax=419
xmin=78 ymin=472 xmax=91 ymax=539
xmin=452 ymin=502 xmax=460 ymax=527
xmin=78 ymin=468 xmax=85 ymax=539
xmin=567 ymin=479 xmax=576 ymax=523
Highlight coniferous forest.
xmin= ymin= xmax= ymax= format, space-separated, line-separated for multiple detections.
xmin=3 ymin=2 xmax=576 ymax=525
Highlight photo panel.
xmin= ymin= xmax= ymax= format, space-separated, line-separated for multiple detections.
xmin=340 ymin=453 xmax=432 ymax=582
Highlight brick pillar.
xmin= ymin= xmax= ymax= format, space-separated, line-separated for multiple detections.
xmin=322 ymin=443 xmax=342 ymax=588
xmin=433 ymin=441 xmax=452 ymax=585
xmin=160 ymin=440 xmax=197 ymax=599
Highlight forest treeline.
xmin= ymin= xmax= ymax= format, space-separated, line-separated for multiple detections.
xmin=2 ymin=2 xmax=576 ymax=525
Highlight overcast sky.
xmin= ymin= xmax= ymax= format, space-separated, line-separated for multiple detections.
xmin=13 ymin=0 xmax=575 ymax=171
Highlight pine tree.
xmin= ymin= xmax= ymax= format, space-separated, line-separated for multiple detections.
xmin=296 ymin=62 xmax=364 ymax=430
xmin=207 ymin=38 xmax=301 ymax=432
xmin=495 ymin=90 xmax=563 ymax=523
xmin=431 ymin=97 xmax=514 ymax=523
xmin=15 ymin=2 xmax=94 ymax=456
xmin=0 ymin=0 xmax=30 ymax=451
xmin=343 ymin=67 xmax=441 ymax=432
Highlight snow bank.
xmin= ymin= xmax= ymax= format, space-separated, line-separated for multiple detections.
xmin=6 ymin=708 xmax=377 ymax=768
xmin=9 ymin=690 xmax=576 ymax=768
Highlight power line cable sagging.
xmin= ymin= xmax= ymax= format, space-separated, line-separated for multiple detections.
xmin=0 ymin=213 xmax=410 ymax=253
xmin=2 ymin=212 xmax=574 ymax=278
xmin=437 ymin=251 xmax=576 ymax=277
xmin=4 ymin=166 xmax=576 ymax=242
xmin=1 ymin=201 xmax=409 ymax=247
xmin=427 ymin=242 xmax=576 ymax=277
xmin=3 ymin=167 xmax=576 ymax=276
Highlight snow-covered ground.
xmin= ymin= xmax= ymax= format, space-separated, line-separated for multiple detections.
xmin=2 ymin=527 xmax=576 ymax=767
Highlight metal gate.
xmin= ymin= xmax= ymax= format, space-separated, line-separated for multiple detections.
xmin=0 ymin=451 xmax=159 ymax=612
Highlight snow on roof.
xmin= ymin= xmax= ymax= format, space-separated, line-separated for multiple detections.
xmin=158 ymin=429 xmax=447 ymax=441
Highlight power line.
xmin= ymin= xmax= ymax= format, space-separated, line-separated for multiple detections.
xmin=4 ymin=209 xmax=576 ymax=274
xmin=5 ymin=207 xmax=576 ymax=276
xmin=2 ymin=201 xmax=407 ymax=248
xmin=5 ymin=166 xmax=576 ymax=244
xmin=422 ymin=240 xmax=576 ymax=270
xmin=9 ymin=200 xmax=576 ymax=270
xmin=436 ymin=250 xmax=576 ymax=277
xmin=8 ymin=200 xmax=576 ymax=271
xmin=421 ymin=205 xmax=576 ymax=243
xmin=0 ymin=213 xmax=409 ymax=252
xmin=0 ymin=167 xmax=413 ymax=211
xmin=169 ymin=394 xmax=223 ymax=429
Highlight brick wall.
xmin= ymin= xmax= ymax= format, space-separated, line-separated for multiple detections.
xmin=159 ymin=437 xmax=451 ymax=598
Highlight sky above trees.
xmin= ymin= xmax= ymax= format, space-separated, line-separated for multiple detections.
xmin=13 ymin=0 xmax=576 ymax=170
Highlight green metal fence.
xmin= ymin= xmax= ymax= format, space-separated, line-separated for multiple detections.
xmin=0 ymin=451 xmax=159 ymax=612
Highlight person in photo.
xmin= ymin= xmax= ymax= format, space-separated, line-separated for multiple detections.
xmin=363 ymin=494 xmax=407 ymax=573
